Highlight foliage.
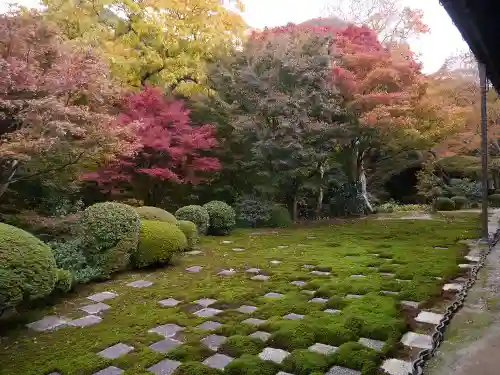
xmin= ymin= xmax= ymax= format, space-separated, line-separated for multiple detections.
xmin=451 ymin=196 xmax=468 ymax=209
xmin=225 ymin=354 xmax=278 ymax=375
xmin=83 ymin=87 xmax=221 ymax=206
xmin=234 ymin=195 xmax=272 ymax=228
xmin=330 ymin=182 xmax=366 ymax=217
xmin=172 ymin=362 xmax=221 ymax=375
xmin=80 ymin=202 xmax=140 ymax=276
xmin=282 ymin=349 xmax=330 ymax=375
xmin=203 ymin=200 xmax=236 ymax=235
xmin=177 ymin=220 xmax=199 ymax=249
xmin=375 ymin=200 xmax=428 ymax=213
xmin=489 ymin=194 xmax=500 ymax=208
xmin=434 ymin=197 xmax=456 ymax=211
xmin=330 ymin=342 xmax=379 ymax=371
xmin=267 ymin=205 xmax=293 ymax=228
xmin=54 ymin=269 xmax=73 ymax=293
xmin=134 ymin=206 xmax=177 ymax=224
xmin=219 ymin=335 xmax=262 ymax=358
xmin=175 ymin=205 xmax=210 ymax=235
xmin=133 ymin=220 xmax=187 ymax=268
xmin=0 ymin=223 xmax=57 ymax=309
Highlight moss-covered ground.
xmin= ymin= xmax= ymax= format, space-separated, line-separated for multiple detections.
xmin=0 ymin=213 xmax=479 ymax=375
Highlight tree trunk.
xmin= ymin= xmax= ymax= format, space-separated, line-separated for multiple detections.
xmin=0 ymin=160 xmax=19 ymax=200
xmin=315 ymin=164 xmax=325 ymax=218
xmin=356 ymin=152 xmax=373 ymax=213
xmin=292 ymin=194 xmax=298 ymax=222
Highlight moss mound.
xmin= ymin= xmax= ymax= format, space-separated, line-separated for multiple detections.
xmin=177 ymin=220 xmax=199 ymax=249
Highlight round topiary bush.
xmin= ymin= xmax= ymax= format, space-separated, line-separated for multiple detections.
xmin=80 ymin=202 xmax=140 ymax=276
xmin=134 ymin=206 xmax=177 ymax=224
xmin=203 ymin=200 xmax=236 ymax=236
xmin=175 ymin=205 xmax=210 ymax=235
xmin=451 ymin=196 xmax=468 ymax=209
xmin=267 ymin=205 xmax=292 ymax=228
xmin=0 ymin=223 xmax=57 ymax=309
xmin=133 ymin=220 xmax=187 ymax=268
xmin=489 ymin=194 xmax=500 ymax=208
xmin=177 ymin=220 xmax=199 ymax=249
xmin=434 ymin=197 xmax=455 ymax=211
xmin=54 ymin=268 xmax=73 ymax=293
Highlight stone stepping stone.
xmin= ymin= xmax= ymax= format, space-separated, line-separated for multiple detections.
xmin=310 ymin=270 xmax=330 ymax=276
xmin=26 ymin=316 xmax=67 ymax=332
xmin=326 ymin=366 xmax=361 ymax=375
xmin=290 ymin=280 xmax=306 ymax=287
xmin=203 ymin=354 xmax=234 ymax=370
xmin=277 ymin=372 xmax=294 ymax=375
xmin=252 ymin=275 xmax=270 ymax=281
xmin=126 ymin=280 xmax=153 ymax=288
xmin=381 ymin=290 xmax=399 ymax=296
xmin=92 ymin=366 xmax=124 ymax=375
xmin=309 ymin=297 xmax=328 ymax=304
xmin=149 ymin=338 xmax=183 ymax=353
xmin=218 ymin=269 xmax=237 ymax=276
xmin=186 ymin=266 xmax=203 ymax=273
xmin=380 ymin=358 xmax=412 ymax=375
xmin=400 ymin=332 xmax=432 ymax=349
xmin=345 ymin=294 xmax=362 ymax=299
xmin=98 ymin=343 xmax=134 ymax=359
xmin=443 ymin=283 xmax=463 ymax=292
xmin=415 ymin=311 xmax=444 ymax=325
xmin=270 ymin=260 xmax=282 ymax=265
xmin=249 ymin=331 xmax=271 ymax=342
xmin=278 ymin=245 xmax=289 ymax=249
xmin=236 ymin=305 xmax=258 ymax=314
xmin=80 ymin=303 xmax=110 ymax=315
xmin=232 ymin=248 xmax=245 ymax=252
xmin=358 ymin=338 xmax=385 ymax=352
xmin=242 ymin=318 xmax=266 ymax=326
xmin=298 ymin=244 xmax=310 ymax=247
xmin=246 ymin=268 xmax=261 ymax=274
xmin=87 ymin=291 xmax=118 ymax=302
xmin=459 ymin=263 xmax=474 ymax=269
xmin=147 ymin=359 xmax=181 ymax=375
xmin=159 ymin=298 xmax=181 ymax=307
xmin=194 ymin=308 xmax=223 ymax=318
xmin=68 ymin=315 xmax=102 ymax=327
xmin=302 ymin=290 xmax=316 ymax=296
xmin=401 ymin=300 xmax=420 ymax=309
xmin=303 ymin=264 xmax=315 ymax=269
xmin=48 ymin=373 xmax=62 ymax=375
xmin=379 ymin=273 xmax=395 ymax=277
xmin=197 ymin=321 xmax=223 ymax=331
xmin=194 ymin=298 xmax=217 ymax=307
xmin=221 ymin=240 xmax=233 ymax=244
xmin=148 ymin=324 xmax=184 ymax=338
xmin=465 ymin=255 xmax=480 ymax=262
xmin=308 ymin=343 xmax=338 ymax=355
xmin=201 ymin=334 xmax=227 ymax=351
xmin=264 ymin=292 xmax=284 ymax=299
xmin=324 ymin=309 xmax=341 ymax=314
xmin=350 ymin=274 xmax=365 ymax=279
xmin=186 ymin=250 xmax=202 ymax=255
xmin=258 ymin=347 xmax=290 ymax=364
xmin=283 ymin=313 xmax=304 ymax=320
xmin=306 ymin=236 xmax=317 ymax=239
xmin=434 ymin=246 xmax=448 ymax=250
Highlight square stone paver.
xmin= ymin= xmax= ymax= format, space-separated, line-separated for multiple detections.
xmin=149 ymin=338 xmax=183 ymax=353
xmin=465 ymin=255 xmax=480 ymax=262
xmin=309 ymin=297 xmax=328 ymax=304
xmin=203 ymin=354 xmax=234 ymax=370
xmin=380 ymin=358 xmax=412 ymax=375
xmin=400 ymin=332 xmax=432 ymax=349
xmin=236 ymin=305 xmax=257 ymax=314
xmin=309 ymin=343 xmax=338 ymax=355
xmin=311 ymin=270 xmax=330 ymax=276
xmin=242 ymin=318 xmax=266 ymax=326
xmin=67 ymin=315 xmax=102 ymax=327
xmin=87 ymin=291 xmax=118 ymax=302
xmin=358 ymin=337 xmax=385 ymax=352
xmin=218 ymin=269 xmax=237 ymax=276
xmin=80 ymin=303 xmax=111 ymax=315
xmin=443 ymin=283 xmax=463 ymax=292
xmin=147 ymin=359 xmax=181 ymax=375
xmin=126 ymin=280 xmax=153 ymax=288
xmin=252 ymin=275 xmax=270 ymax=281
xmin=201 ymin=334 xmax=227 ymax=350
xmin=193 ymin=308 xmax=223 ymax=318
xmin=326 ymin=366 xmax=361 ymax=375
xmin=158 ymin=298 xmax=181 ymax=307
xmin=249 ymin=331 xmax=271 ymax=342
xmin=283 ymin=313 xmax=304 ymax=320
xmin=98 ymin=343 xmax=134 ymax=359
xmin=26 ymin=316 xmax=67 ymax=331
xmin=186 ymin=266 xmax=202 ymax=273
xmin=258 ymin=347 xmax=290 ymax=364
xmin=270 ymin=260 xmax=282 ymax=265
xmin=197 ymin=321 xmax=222 ymax=331
xmin=324 ymin=309 xmax=341 ymax=314
xmin=246 ymin=268 xmax=261 ymax=274
xmin=264 ymin=292 xmax=284 ymax=299
xmin=345 ymin=294 xmax=362 ymax=299
xmin=290 ymin=280 xmax=306 ymax=287
xmin=92 ymin=366 xmax=124 ymax=375
xmin=302 ymin=290 xmax=316 ymax=296
xmin=194 ymin=298 xmax=217 ymax=307
xmin=232 ymin=248 xmax=245 ymax=252
xmin=303 ymin=264 xmax=315 ymax=269
xmin=415 ymin=311 xmax=444 ymax=325
xmin=148 ymin=323 xmax=184 ymax=338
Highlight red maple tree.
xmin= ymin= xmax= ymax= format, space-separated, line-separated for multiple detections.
xmin=84 ymin=86 xmax=221 ymax=203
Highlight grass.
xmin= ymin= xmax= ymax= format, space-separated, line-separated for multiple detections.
xmin=0 ymin=213 xmax=479 ymax=375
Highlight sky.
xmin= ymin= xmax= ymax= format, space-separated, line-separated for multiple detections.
xmin=0 ymin=0 xmax=469 ymax=74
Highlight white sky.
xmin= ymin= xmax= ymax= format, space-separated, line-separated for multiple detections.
xmin=1 ymin=0 xmax=469 ymax=74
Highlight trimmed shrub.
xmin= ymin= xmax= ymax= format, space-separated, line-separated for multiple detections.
xmin=267 ymin=205 xmax=292 ymax=228
xmin=489 ymin=194 xmax=500 ymax=208
xmin=80 ymin=202 xmax=140 ymax=276
xmin=0 ymin=223 xmax=57 ymax=309
xmin=135 ymin=206 xmax=177 ymax=224
xmin=175 ymin=205 xmax=210 ymax=235
xmin=330 ymin=342 xmax=379 ymax=371
xmin=282 ymin=349 xmax=330 ymax=375
xmin=234 ymin=195 xmax=271 ymax=227
xmin=203 ymin=200 xmax=236 ymax=235
xmin=177 ymin=220 xmax=199 ymax=249
xmin=172 ymin=362 xmax=221 ymax=375
xmin=54 ymin=269 xmax=73 ymax=293
xmin=434 ymin=197 xmax=455 ymax=211
xmin=219 ymin=335 xmax=262 ymax=357
xmin=225 ymin=354 xmax=278 ymax=375
xmin=133 ymin=220 xmax=187 ymax=268
xmin=451 ymin=196 xmax=468 ymax=209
